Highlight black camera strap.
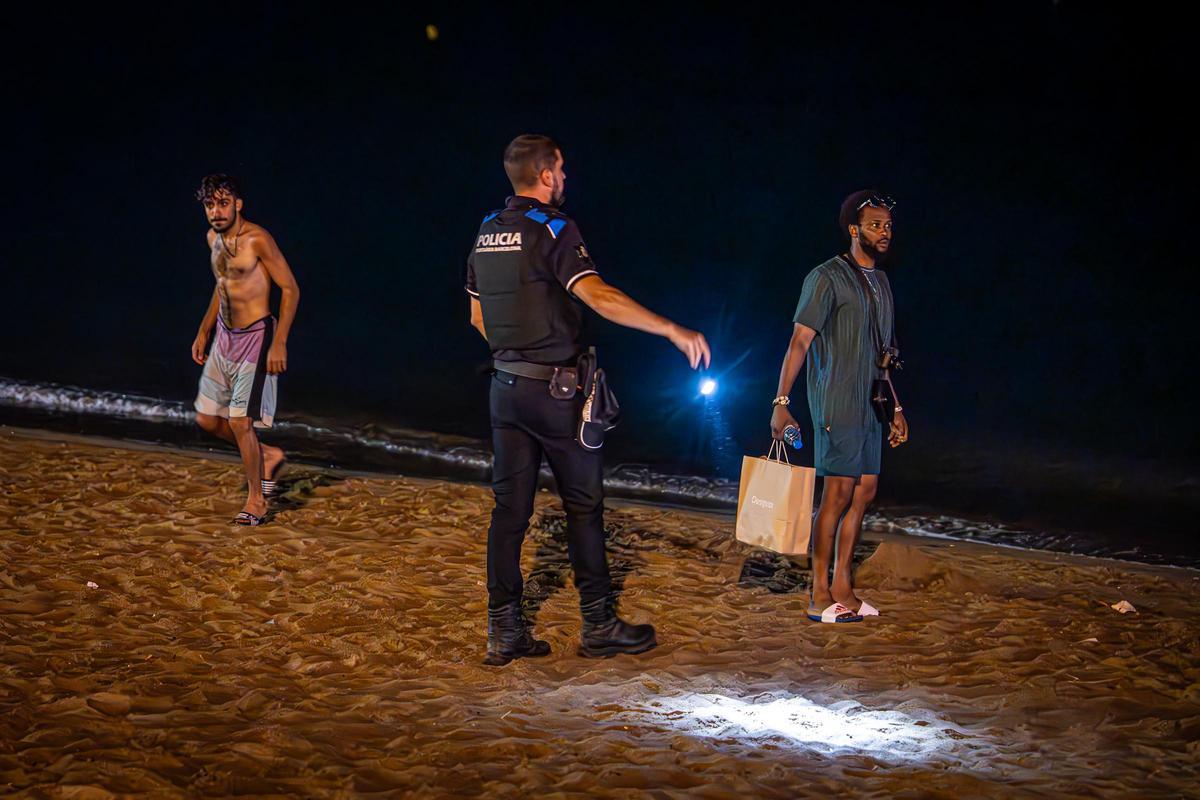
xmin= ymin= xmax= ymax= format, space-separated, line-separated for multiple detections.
xmin=841 ymin=255 xmax=894 ymax=358
xmin=841 ymin=256 xmax=903 ymax=423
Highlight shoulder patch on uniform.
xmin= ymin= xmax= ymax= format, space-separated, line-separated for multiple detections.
xmin=547 ymin=218 xmax=567 ymax=238
xmin=524 ymin=209 xmax=550 ymax=224
xmin=482 ymin=211 xmax=501 ymax=224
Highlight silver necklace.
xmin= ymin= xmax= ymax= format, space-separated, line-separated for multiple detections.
xmin=859 ymin=267 xmax=880 ymax=301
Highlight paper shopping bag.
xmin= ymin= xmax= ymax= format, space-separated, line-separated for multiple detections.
xmin=735 ymin=443 xmax=816 ymax=555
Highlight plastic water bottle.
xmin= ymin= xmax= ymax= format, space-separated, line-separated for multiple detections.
xmin=783 ymin=424 xmax=803 ymax=449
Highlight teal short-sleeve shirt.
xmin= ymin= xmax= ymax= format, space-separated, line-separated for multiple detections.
xmin=793 ymin=255 xmax=895 ymax=435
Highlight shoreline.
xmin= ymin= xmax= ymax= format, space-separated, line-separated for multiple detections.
xmin=5 ymin=423 xmax=1196 ymax=579
xmin=4 ymin=371 xmax=1199 ymax=561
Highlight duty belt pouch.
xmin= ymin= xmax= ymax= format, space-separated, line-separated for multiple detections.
xmin=576 ymin=351 xmax=621 ymax=450
xmin=549 ymin=368 xmax=578 ymax=400
xmin=870 ymin=378 xmax=895 ymax=425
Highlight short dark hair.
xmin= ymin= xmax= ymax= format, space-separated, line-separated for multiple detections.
xmin=838 ymin=189 xmax=889 ymax=236
xmin=196 ymin=174 xmax=241 ymax=203
xmin=503 ymin=135 xmax=560 ymax=190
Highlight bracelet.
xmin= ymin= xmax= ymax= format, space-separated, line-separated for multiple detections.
xmin=772 ymin=396 xmax=790 ymax=407
xmin=894 ymin=405 xmax=903 ymax=413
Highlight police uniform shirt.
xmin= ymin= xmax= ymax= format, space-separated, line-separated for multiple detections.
xmin=465 ymin=195 xmax=599 ymax=365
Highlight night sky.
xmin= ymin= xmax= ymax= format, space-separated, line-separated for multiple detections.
xmin=3 ymin=4 xmax=1192 ymax=505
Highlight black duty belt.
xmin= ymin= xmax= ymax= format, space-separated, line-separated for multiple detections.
xmin=494 ymin=361 xmax=559 ymax=381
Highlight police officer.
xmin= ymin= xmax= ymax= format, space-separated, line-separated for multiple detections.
xmin=466 ymin=134 xmax=711 ymax=665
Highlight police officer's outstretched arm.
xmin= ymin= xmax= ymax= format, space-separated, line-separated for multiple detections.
xmin=571 ymin=275 xmax=711 ymax=369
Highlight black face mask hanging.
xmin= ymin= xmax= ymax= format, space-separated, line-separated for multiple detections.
xmin=575 ymin=350 xmax=620 ymax=450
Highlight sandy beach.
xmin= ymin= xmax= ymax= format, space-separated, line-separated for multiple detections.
xmin=1 ymin=427 xmax=1198 ymax=798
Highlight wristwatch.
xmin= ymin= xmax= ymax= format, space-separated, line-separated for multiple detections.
xmin=772 ymin=396 xmax=790 ymax=407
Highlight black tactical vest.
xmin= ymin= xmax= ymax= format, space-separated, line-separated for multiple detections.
xmin=472 ymin=203 xmax=585 ymax=365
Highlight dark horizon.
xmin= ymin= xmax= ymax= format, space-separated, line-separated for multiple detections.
xmin=3 ymin=4 xmax=1193 ymax=487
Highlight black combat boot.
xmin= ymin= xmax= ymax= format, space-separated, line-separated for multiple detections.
xmin=578 ymin=596 xmax=657 ymax=658
xmin=483 ymin=601 xmax=551 ymax=666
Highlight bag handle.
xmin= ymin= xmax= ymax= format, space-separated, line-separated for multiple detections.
xmin=766 ymin=439 xmax=791 ymax=465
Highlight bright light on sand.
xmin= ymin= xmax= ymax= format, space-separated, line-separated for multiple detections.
xmin=650 ymin=693 xmax=964 ymax=760
xmin=699 ymin=378 xmax=718 ymax=396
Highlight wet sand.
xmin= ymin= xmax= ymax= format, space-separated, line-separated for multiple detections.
xmin=1 ymin=428 xmax=1198 ymax=798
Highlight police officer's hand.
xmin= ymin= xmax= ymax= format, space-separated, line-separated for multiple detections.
xmin=668 ymin=324 xmax=711 ymax=370
xmin=770 ymin=405 xmax=800 ymax=441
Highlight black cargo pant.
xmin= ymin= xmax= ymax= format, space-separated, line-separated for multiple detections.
xmin=487 ymin=370 xmax=611 ymax=609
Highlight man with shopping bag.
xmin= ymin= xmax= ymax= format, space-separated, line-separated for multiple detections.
xmin=768 ymin=190 xmax=909 ymax=623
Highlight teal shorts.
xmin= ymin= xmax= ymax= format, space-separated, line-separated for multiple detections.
xmin=814 ymin=424 xmax=882 ymax=478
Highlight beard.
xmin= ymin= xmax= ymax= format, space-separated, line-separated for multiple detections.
xmin=859 ymin=235 xmax=890 ymax=263
xmin=550 ymin=176 xmax=566 ymax=208
xmin=211 ymin=207 xmax=239 ymax=233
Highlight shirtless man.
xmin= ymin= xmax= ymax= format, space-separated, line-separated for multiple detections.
xmin=191 ymin=174 xmax=300 ymax=526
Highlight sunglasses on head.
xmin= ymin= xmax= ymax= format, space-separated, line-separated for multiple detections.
xmin=856 ymin=194 xmax=896 ymax=211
